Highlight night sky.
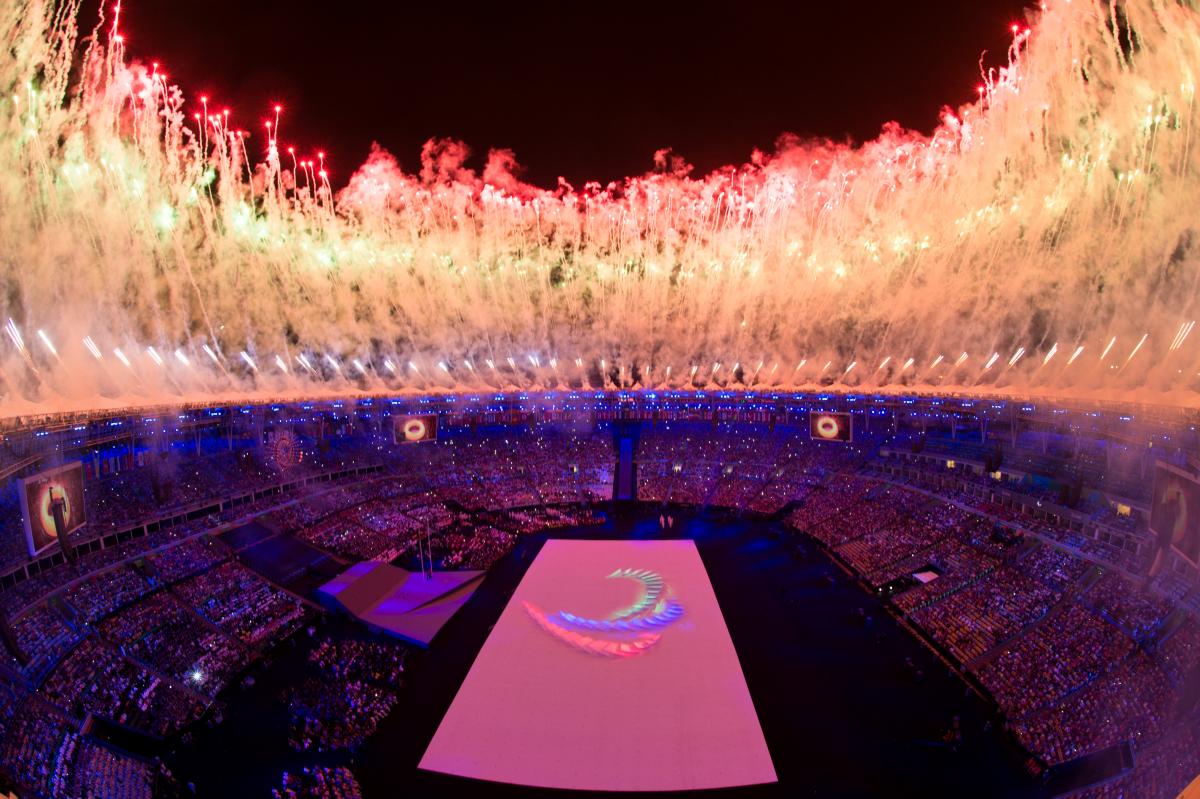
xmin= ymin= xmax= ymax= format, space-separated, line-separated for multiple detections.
xmin=116 ymin=1 xmax=1033 ymax=189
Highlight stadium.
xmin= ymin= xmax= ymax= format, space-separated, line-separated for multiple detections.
xmin=1 ymin=0 xmax=1199 ymax=797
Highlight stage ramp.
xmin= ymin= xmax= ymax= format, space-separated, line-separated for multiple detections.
xmin=317 ymin=561 xmax=484 ymax=647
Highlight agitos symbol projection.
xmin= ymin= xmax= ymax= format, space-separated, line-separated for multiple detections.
xmin=523 ymin=568 xmax=685 ymax=657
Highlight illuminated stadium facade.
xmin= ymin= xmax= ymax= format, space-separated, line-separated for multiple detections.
xmin=1 ymin=0 xmax=1200 ymax=797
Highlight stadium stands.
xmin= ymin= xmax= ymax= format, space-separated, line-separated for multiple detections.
xmin=0 ymin=402 xmax=1194 ymax=796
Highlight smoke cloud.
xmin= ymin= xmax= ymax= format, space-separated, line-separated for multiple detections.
xmin=1 ymin=0 xmax=1200 ymax=417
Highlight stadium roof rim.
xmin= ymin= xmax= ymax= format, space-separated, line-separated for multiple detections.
xmin=1 ymin=387 xmax=1197 ymax=434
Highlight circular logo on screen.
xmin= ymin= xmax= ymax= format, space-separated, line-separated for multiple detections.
xmin=814 ymin=414 xmax=841 ymax=440
xmin=403 ymin=418 xmax=428 ymax=441
xmin=270 ymin=430 xmax=302 ymax=469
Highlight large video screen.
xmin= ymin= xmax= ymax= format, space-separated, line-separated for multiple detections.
xmin=18 ymin=461 xmax=86 ymax=557
xmin=1150 ymin=462 xmax=1200 ymax=566
xmin=393 ymin=414 xmax=438 ymax=443
xmin=809 ymin=411 xmax=852 ymax=442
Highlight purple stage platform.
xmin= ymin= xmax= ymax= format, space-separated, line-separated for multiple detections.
xmin=420 ymin=539 xmax=776 ymax=791
xmin=317 ymin=561 xmax=483 ymax=647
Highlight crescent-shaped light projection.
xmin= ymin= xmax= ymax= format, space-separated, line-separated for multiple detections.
xmin=523 ymin=601 xmax=662 ymax=658
xmin=524 ymin=568 xmax=685 ymax=657
xmin=604 ymin=568 xmax=665 ymax=619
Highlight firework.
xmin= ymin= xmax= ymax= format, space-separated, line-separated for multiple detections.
xmin=1 ymin=1 xmax=1200 ymax=416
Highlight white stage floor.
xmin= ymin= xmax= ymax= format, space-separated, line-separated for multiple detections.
xmin=420 ymin=539 xmax=777 ymax=791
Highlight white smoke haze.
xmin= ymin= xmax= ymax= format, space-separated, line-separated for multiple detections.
xmin=2 ymin=0 xmax=1200 ymax=419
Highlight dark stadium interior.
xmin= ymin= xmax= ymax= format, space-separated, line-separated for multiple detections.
xmin=6 ymin=0 xmax=1200 ymax=795
xmin=0 ymin=395 xmax=1198 ymax=798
